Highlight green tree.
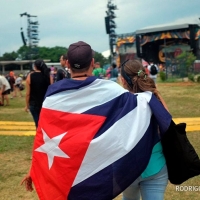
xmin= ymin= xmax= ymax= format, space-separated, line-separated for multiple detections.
xmin=1 ymin=46 xmax=109 ymax=65
xmin=16 ymin=46 xmax=68 ymax=62
xmin=38 ymin=46 xmax=68 ymax=62
xmin=93 ymin=51 xmax=109 ymax=67
xmin=175 ymin=51 xmax=196 ymax=77
xmin=17 ymin=46 xmax=31 ymax=60
xmin=2 ymin=51 xmax=18 ymax=61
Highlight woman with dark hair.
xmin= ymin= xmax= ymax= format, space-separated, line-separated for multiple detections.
xmin=120 ymin=59 xmax=169 ymax=200
xmin=25 ymin=59 xmax=53 ymax=128
xmin=120 ymin=59 xmax=168 ymax=110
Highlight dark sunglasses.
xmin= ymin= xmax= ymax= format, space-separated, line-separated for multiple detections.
xmin=120 ymin=59 xmax=133 ymax=88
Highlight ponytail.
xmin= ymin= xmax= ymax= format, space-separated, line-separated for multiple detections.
xmin=121 ymin=59 xmax=159 ymax=98
xmin=34 ymin=59 xmax=50 ymax=85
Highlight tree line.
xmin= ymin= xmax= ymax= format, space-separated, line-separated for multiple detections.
xmin=0 ymin=46 xmax=109 ymax=67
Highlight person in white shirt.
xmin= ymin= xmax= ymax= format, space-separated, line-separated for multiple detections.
xmin=147 ymin=62 xmax=159 ymax=84
xmin=0 ymin=75 xmax=11 ymax=106
xmin=14 ymin=74 xmax=23 ymax=97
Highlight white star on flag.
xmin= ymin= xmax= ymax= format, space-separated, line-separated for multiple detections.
xmin=35 ymin=128 xmax=70 ymax=169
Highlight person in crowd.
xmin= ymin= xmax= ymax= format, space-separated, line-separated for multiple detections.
xmin=21 ymin=41 xmax=171 ymax=200
xmin=52 ymin=67 xmax=58 ymax=83
xmin=5 ymin=71 xmax=15 ymax=98
xmin=144 ymin=65 xmax=149 ymax=77
xmin=120 ymin=59 xmax=168 ymax=200
xmin=147 ymin=61 xmax=159 ymax=83
xmin=24 ymin=59 xmax=53 ymax=128
xmin=62 ymin=54 xmax=71 ymax=77
xmin=57 ymin=54 xmax=67 ymax=81
xmin=106 ymin=66 xmax=111 ymax=79
xmin=109 ymin=63 xmax=119 ymax=82
xmin=92 ymin=62 xmax=106 ymax=78
xmin=0 ymin=75 xmax=11 ymax=106
xmin=57 ymin=54 xmax=71 ymax=81
xmin=14 ymin=74 xmax=23 ymax=97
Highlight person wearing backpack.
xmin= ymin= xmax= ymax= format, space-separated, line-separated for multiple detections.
xmin=147 ymin=62 xmax=159 ymax=83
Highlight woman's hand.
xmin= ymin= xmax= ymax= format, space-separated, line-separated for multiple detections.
xmin=21 ymin=174 xmax=34 ymax=192
xmin=24 ymin=106 xmax=29 ymax=112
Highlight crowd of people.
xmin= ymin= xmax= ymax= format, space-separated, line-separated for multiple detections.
xmin=0 ymin=54 xmax=158 ymax=108
xmin=0 ymin=57 xmax=158 ymax=110
xmin=91 ymin=59 xmax=159 ymax=84
xmin=0 ymin=72 xmax=24 ymax=106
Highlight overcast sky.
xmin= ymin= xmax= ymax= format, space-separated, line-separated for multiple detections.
xmin=0 ymin=0 xmax=200 ymax=56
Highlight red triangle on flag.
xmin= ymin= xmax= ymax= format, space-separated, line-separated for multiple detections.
xmin=31 ymin=108 xmax=106 ymax=200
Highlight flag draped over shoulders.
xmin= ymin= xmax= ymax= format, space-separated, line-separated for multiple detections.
xmin=30 ymin=76 xmax=171 ymax=200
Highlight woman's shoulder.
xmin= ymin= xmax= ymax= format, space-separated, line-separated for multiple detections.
xmin=30 ymin=71 xmax=42 ymax=77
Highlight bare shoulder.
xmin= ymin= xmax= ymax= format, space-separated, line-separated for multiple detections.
xmin=26 ymin=73 xmax=31 ymax=84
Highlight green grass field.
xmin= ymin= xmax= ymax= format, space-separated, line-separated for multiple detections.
xmin=1 ymin=81 xmax=200 ymax=121
xmin=0 ymin=81 xmax=200 ymax=199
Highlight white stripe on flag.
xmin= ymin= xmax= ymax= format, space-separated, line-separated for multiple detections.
xmin=43 ymin=79 xmax=127 ymax=113
xmin=72 ymin=93 xmax=152 ymax=186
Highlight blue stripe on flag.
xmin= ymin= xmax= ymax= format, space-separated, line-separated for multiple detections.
xmin=148 ymin=94 xmax=171 ymax=134
xmin=45 ymin=76 xmax=97 ymax=98
xmin=83 ymin=92 xmax=137 ymax=138
xmin=68 ymin=119 xmax=159 ymax=200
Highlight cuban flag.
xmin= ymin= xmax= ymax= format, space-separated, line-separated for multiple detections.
xmin=30 ymin=76 xmax=171 ymax=200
